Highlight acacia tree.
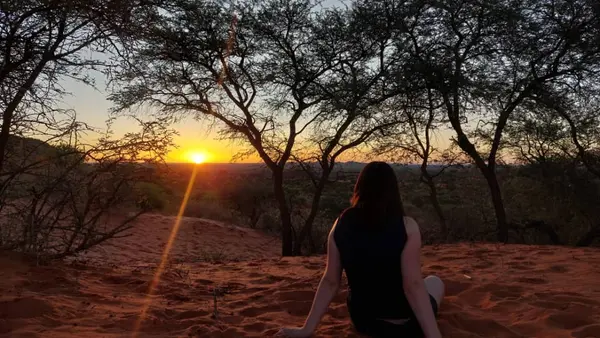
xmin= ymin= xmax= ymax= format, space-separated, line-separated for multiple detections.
xmin=110 ymin=0 xmax=327 ymax=256
xmin=528 ymin=83 xmax=600 ymax=246
xmin=286 ymin=4 xmax=408 ymax=254
xmin=359 ymin=0 xmax=600 ymax=242
xmin=110 ymin=0 xmax=406 ymax=255
xmin=0 ymin=118 xmax=175 ymax=258
xmin=375 ymin=88 xmax=458 ymax=238
xmin=0 ymin=0 xmax=145 ymax=173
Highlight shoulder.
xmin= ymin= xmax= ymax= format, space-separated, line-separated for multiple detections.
xmin=341 ymin=206 xmax=360 ymax=218
xmin=333 ymin=207 xmax=359 ymax=236
xmin=338 ymin=207 xmax=360 ymax=225
xmin=403 ymin=216 xmax=421 ymax=236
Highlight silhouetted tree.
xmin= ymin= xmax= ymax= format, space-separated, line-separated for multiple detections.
xmin=0 ymin=0 xmax=145 ymax=174
xmin=110 ymin=0 xmax=405 ymax=255
xmin=359 ymin=0 xmax=600 ymax=242
xmin=0 ymin=118 xmax=175 ymax=259
xmin=376 ymin=88 xmax=459 ymax=238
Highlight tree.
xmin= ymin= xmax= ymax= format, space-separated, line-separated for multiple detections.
xmin=0 ymin=0 xmax=146 ymax=174
xmin=528 ymin=83 xmax=600 ymax=246
xmin=375 ymin=88 xmax=459 ymax=238
xmin=286 ymin=4 xmax=407 ymax=254
xmin=110 ymin=0 xmax=405 ymax=255
xmin=360 ymin=0 xmax=600 ymax=242
xmin=0 ymin=118 xmax=175 ymax=259
xmin=502 ymin=71 xmax=600 ymax=246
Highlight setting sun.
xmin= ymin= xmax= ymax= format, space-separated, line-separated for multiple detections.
xmin=189 ymin=152 xmax=208 ymax=164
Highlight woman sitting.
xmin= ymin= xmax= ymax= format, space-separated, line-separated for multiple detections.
xmin=278 ymin=161 xmax=444 ymax=338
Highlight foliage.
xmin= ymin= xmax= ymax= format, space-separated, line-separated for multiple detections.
xmin=2 ymin=0 xmax=600 ymax=258
xmin=0 ymin=119 xmax=175 ymax=259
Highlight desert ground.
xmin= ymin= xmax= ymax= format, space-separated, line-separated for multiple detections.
xmin=1 ymin=214 xmax=599 ymax=338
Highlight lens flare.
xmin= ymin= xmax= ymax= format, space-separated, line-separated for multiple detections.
xmin=131 ymin=166 xmax=198 ymax=337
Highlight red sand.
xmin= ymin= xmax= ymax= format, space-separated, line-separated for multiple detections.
xmin=1 ymin=213 xmax=600 ymax=337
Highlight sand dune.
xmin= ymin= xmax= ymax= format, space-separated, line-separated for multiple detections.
xmin=1 ymin=214 xmax=600 ymax=337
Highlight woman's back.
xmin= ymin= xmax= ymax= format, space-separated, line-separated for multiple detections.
xmin=278 ymin=162 xmax=443 ymax=338
xmin=333 ymin=207 xmax=412 ymax=320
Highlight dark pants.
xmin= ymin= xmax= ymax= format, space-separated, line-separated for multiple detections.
xmin=348 ymin=294 xmax=439 ymax=338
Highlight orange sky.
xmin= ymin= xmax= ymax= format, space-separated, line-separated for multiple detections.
xmin=57 ymin=56 xmax=454 ymax=165
xmin=166 ymin=133 xmax=255 ymax=163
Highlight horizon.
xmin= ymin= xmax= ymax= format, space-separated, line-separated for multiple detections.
xmin=53 ymin=0 xmax=370 ymax=165
xmin=48 ymin=0 xmax=458 ymax=166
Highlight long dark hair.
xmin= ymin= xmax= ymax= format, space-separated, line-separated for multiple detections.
xmin=350 ymin=161 xmax=405 ymax=224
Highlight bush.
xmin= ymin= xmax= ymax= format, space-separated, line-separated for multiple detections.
xmin=135 ymin=182 xmax=169 ymax=211
xmin=0 ymin=158 xmax=148 ymax=260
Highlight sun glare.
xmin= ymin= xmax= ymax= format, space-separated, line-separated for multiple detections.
xmin=190 ymin=152 xmax=208 ymax=164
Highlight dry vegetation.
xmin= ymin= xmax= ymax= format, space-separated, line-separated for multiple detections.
xmin=1 ymin=0 xmax=600 ymax=260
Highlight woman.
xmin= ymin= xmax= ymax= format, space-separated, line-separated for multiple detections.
xmin=277 ymin=162 xmax=444 ymax=338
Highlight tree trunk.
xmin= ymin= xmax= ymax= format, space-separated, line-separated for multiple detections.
xmin=293 ymin=171 xmax=329 ymax=255
xmin=0 ymin=59 xmax=50 ymax=174
xmin=273 ymin=169 xmax=294 ymax=256
xmin=421 ymin=173 xmax=447 ymax=238
xmin=481 ymin=169 xmax=509 ymax=242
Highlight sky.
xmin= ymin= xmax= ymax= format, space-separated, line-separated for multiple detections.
xmin=54 ymin=0 xmax=455 ymax=164
xmin=55 ymin=0 xmax=354 ymax=164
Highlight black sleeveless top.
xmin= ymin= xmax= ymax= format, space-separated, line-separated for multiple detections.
xmin=333 ymin=207 xmax=411 ymax=320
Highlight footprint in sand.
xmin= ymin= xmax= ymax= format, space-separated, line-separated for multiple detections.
xmin=243 ymin=322 xmax=267 ymax=332
xmin=164 ymin=292 xmax=191 ymax=302
xmin=174 ymin=309 xmax=211 ymax=319
xmin=220 ymin=315 xmax=245 ymax=325
xmin=280 ymin=300 xmax=312 ymax=317
xmin=277 ymin=290 xmax=314 ymax=302
xmin=532 ymin=300 xmax=570 ymax=311
xmin=515 ymin=277 xmax=548 ymax=285
xmin=471 ymin=248 xmax=492 ymax=256
xmin=0 ymin=298 xmax=54 ymax=319
xmin=546 ymin=264 xmax=570 ymax=273
xmin=471 ymin=260 xmax=496 ymax=269
xmin=238 ymin=304 xmax=281 ymax=317
xmin=486 ymin=284 xmax=525 ymax=301
xmin=437 ymin=256 xmax=463 ymax=262
xmin=546 ymin=313 xmax=596 ymax=330
xmin=304 ymin=263 xmax=322 ymax=271
xmin=573 ymin=324 xmax=600 ymax=338
xmin=281 ymin=281 xmax=314 ymax=290
xmin=445 ymin=314 xmax=523 ymax=338
xmin=195 ymin=278 xmax=215 ymax=285
xmin=535 ymin=292 xmax=600 ymax=307
xmin=506 ymin=261 xmax=535 ymax=271
xmin=510 ymin=255 xmax=528 ymax=261
xmin=102 ymin=275 xmax=146 ymax=286
xmin=461 ymin=284 xmax=525 ymax=305
xmin=444 ymin=280 xmax=472 ymax=297
xmin=250 ymin=275 xmax=292 ymax=285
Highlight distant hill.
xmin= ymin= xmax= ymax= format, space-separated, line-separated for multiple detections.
xmin=3 ymin=135 xmax=59 ymax=168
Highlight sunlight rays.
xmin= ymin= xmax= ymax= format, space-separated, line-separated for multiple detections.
xmin=131 ymin=165 xmax=198 ymax=337
xmin=132 ymin=12 xmax=238 ymax=337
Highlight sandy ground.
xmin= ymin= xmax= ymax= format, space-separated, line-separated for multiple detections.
xmin=1 ymin=213 xmax=600 ymax=337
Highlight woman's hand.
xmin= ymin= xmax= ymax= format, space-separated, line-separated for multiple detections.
xmin=276 ymin=327 xmax=313 ymax=337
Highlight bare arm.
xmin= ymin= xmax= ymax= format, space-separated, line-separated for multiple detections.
xmin=301 ymin=221 xmax=343 ymax=333
xmin=401 ymin=217 xmax=441 ymax=338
